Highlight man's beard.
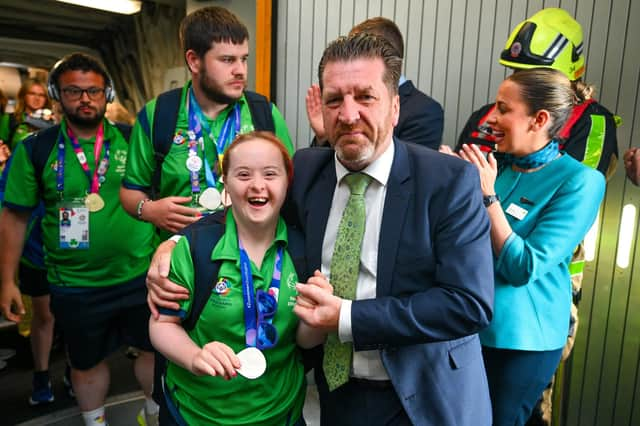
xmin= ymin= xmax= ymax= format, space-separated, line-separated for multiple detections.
xmin=199 ymin=65 xmax=244 ymax=105
xmin=63 ymin=104 xmax=105 ymax=129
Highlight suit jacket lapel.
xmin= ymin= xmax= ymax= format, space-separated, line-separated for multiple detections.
xmin=306 ymin=160 xmax=336 ymax=270
xmin=377 ymin=140 xmax=412 ymax=297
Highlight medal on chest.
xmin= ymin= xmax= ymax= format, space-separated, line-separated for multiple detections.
xmin=85 ymin=193 xmax=105 ymax=212
xmin=199 ymin=187 xmax=221 ymax=210
xmin=235 ymin=347 xmax=267 ymax=379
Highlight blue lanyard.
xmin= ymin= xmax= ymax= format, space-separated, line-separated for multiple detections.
xmin=56 ymin=125 xmax=110 ymax=200
xmin=239 ymin=241 xmax=283 ymax=348
xmin=187 ymin=89 xmax=241 ymax=192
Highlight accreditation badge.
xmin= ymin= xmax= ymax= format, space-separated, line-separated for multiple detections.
xmin=58 ymin=199 xmax=89 ymax=249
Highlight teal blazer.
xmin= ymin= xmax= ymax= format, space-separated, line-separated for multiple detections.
xmin=480 ymin=154 xmax=605 ymax=351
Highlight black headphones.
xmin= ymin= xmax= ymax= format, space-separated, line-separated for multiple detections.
xmin=47 ymin=54 xmax=116 ymax=103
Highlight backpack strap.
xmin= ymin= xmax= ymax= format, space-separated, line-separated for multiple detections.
xmin=244 ymin=91 xmax=275 ymax=132
xmin=181 ymin=211 xmax=226 ymax=331
xmin=23 ymin=125 xmax=61 ymax=190
xmin=149 ymin=87 xmax=182 ymax=198
xmin=558 ymin=98 xmax=596 ymax=142
xmin=286 ymin=225 xmax=309 ymax=282
xmin=7 ymin=113 xmax=19 ymax=146
xmin=114 ymin=122 xmax=132 ymax=141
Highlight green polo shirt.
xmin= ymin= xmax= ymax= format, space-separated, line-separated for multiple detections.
xmin=3 ymin=119 xmax=155 ymax=287
xmin=165 ymin=212 xmax=305 ymax=425
xmin=0 ymin=113 xmax=10 ymax=142
xmin=123 ymin=83 xmax=294 ymax=237
xmin=10 ymin=115 xmax=32 ymax=150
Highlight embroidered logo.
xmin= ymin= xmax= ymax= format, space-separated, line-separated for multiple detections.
xmin=213 ymin=277 xmax=230 ymax=296
xmin=173 ymin=130 xmax=185 ymax=145
xmin=114 ymin=149 xmax=127 ymax=164
xmin=287 ymin=272 xmax=297 ymax=291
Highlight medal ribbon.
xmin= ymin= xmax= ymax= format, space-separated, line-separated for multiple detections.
xmin=187 ymin=89 xmax=241 ymax=193
xmin=238 ymin=240 xmax=283 ymax=348
xmin=56 ymin=122 xmax=110 ymax=199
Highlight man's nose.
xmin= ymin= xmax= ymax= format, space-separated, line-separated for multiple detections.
xmin=232 ymin=60 xmax=246 ymax=76
xmin=338 ymin=97 xmax=360 ymax=124
xmin=79 ymin=90 xmax=91 ymax=101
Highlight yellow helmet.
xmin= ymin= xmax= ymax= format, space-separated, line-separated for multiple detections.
xmin=499 ymin=8 xmax=585 ymax=81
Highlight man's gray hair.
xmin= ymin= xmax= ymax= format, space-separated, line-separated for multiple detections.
xmin=318 ymin=33 xmax=402 ymax=95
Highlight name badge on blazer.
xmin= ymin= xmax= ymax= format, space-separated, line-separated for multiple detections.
xmin=506 ymin=203 xmax=528 ymax=220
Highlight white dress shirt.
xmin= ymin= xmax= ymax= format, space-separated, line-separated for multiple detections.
xmin=321 ymin=141 xmax=394 ymax=380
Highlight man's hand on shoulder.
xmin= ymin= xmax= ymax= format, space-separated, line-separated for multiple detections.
xmin=146 ymin=239 xmax=189 ymax=318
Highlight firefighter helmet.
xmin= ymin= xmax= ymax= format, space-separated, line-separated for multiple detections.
xmin=499 ymin=8 xmax=585 ymax=81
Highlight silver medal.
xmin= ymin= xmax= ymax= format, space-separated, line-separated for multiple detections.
xmin=235 ymin=347 xmax=267 ymax=380
xmin=199 ymin=187 xmax=221 ymax=210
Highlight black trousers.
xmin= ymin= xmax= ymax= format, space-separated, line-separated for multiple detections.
xmin=317 ymin=376 xmax=412 ymax=426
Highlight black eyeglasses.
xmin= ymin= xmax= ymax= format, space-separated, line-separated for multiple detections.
xmin=61 ymin=86 xmax=105 ymax=100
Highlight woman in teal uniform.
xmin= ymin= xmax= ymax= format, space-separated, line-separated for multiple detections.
xmin=458 ymin=69 xmax=605 ymax=425
xmin=150 ymin=131 xmax=326 ymax=425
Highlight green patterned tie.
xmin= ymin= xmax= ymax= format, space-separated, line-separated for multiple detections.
xmin=323 ymin=172 xmax=372 ymax=391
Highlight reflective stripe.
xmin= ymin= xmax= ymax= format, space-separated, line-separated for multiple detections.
xmin=544 ymin=34 xmax=569 ymax=60
xmin=569 ymin=260 xmax=585 ymax=276
xmin=582 ymin=115 xmax=606 ymax=169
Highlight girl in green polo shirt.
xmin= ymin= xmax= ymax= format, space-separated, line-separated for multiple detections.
xmin=150 ymin=131 xmax=326 ymax=425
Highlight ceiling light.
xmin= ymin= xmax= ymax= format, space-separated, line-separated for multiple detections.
xmin=56 ymin=0 xmax=142 ymax=15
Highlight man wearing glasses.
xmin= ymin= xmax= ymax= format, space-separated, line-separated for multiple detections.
xmin=0 ymin=53 xmax=159 ymax=426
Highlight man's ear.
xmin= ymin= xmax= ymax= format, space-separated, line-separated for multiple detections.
xmin=391 ymin=93 xmax=400 ymax=127
xmin=185 ymin=50 xmax=201 ymax=75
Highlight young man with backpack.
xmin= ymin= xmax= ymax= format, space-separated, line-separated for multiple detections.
xmin=0 ymin=53 xmax=158 ymax=426
xmin=120 ymin=6 xmax=294 ymax=239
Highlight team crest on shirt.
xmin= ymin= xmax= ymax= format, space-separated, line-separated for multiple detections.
xmin=173 ymin=130 xmax=185 ymax=145
xmin=287 ymin=273 xmax=298 ymax=307
xmin=114 ymin=149 xmax=127 ymax=164
xmin=287 ymin=273 xmax=297 ymax=291
xmin=51 ymin=160 xmax=59 ymax=171
xmin=213 ymin=277 xmax=230 ymax=296
xmin=114 ymin=149 xmax=128 ymax=174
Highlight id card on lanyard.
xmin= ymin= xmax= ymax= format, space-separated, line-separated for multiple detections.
xmin=55 ymin=123 xmax=109 ymax=249
xmin=58 ymin=200 xmax=89 ymax=249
